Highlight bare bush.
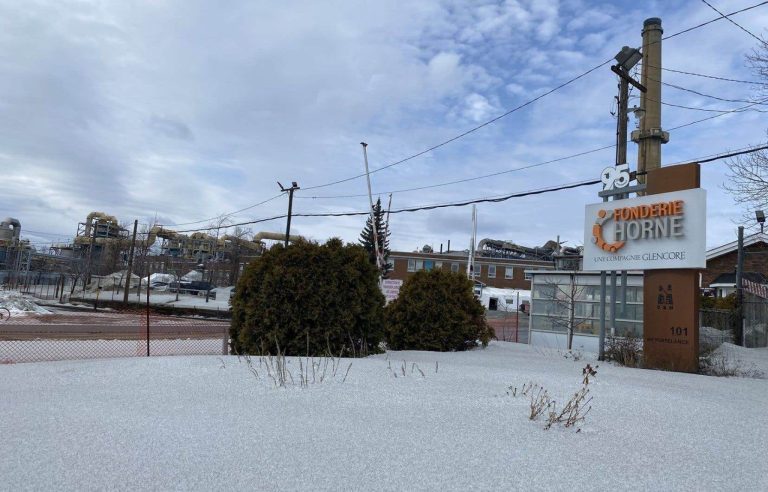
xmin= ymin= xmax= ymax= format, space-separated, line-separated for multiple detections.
xmin=238 ymin=343 xmax=352 ymax=389
xmin=604 ymin=335 xmax=643 ymax=367
xmin=699 ymin=351 xmax=765 ymax=379
xmin=386 ymin=359 xmax=426 ymax=378
xmin=509 ymin=365 xmax=598 ymax=431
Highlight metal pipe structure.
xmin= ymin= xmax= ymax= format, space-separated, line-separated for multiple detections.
xmin=361 ymin=142 xmax=382 ymax=275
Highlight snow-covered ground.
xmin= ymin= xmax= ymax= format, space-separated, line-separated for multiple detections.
xmin=2 ymin=342 xmax=767 ymax=491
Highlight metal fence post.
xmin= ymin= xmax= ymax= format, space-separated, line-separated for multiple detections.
xmin=222 ymin=326 xmax=229 ymax=356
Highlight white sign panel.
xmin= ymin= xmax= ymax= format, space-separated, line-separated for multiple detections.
xmin=583 ymin=188 xmax=706 ymax=271
xmin=381 ymin=279 xmax=403 ymax=302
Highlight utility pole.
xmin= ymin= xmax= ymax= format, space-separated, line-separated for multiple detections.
xmin=278 ymin=181 xmax=300 ymax=247
xmin=735 ymin=226 xmax=745 ymax=346
xmin=360 ymin=142 xmax=383 ymax=276
xmin=123 ymin=220 xmax=138 ymax=304
xmin=86 ymin=218 xmax=98 ymax=287
xmin=598 ymin=45 xmax=644 ymax=360
xmin=633 ymin=18 xmax=669 ymax=183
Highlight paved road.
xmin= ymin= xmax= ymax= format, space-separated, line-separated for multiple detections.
xmin=0 ymin=313 xmax=229 ymax=341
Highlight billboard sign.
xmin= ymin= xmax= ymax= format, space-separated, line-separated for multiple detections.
xmin=583 ymin=188 xmax=706 ymax=271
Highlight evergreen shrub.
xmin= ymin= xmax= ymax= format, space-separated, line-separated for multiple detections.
xmin=230 ymin=238 xmax=385 ymax=356
xmin=384 ymin=269 xmax=493 ymax=351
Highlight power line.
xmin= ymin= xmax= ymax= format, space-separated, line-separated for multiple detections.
xmin=659 ymin=79 xmax=767 ymax=104
xmin=301 ymin=6 xmax=768 ymax=194
xmin=659 ymin=66 xmax=762 ymax=85
xmin=667 ymin=98 xmax=768 ymax=131
xmin=157 ymin=192 xmax=286 ymax=227
xmin=700 ymin=0 xmax=765 ymax=43
xmin=300 ymin=58 xmax=615 ymax=192
xmin=696 ymin=144 xmax=768 ymax=163
xmin=666 ymin=143 xmax=768 ymax=166
xmin=628 ymin=91 xmax=768 ymax=112
xmin=297 ymin=144 xmax=616 ymax=199
xmin=661 ymin=99 xmax=767 ymax=113
xmin=170 ymin=144 xmax=768 ymax=233
xmin=662 ymin=1 xmax=768 ymax=40
xmin=301 ymin=95 xmax=768 ymax=202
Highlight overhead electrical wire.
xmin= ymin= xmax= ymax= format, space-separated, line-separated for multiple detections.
xmin=297 ymin=3 xmax=768 ymax=194
xmin=662 ymin=0 xmax=768 ymax=41
xmin=300 ymin=58 xmax=615 ymax=192
xmin=157 ymin=192 xmax=286 ymax=228
xmin=148 ymin=4 xmax=768 ymax=227
xmin=299 ymin=96 xmax=768 ymax=202
xmin=296 ymin=144 xmax=616 ymax=199
xmin=655 ymin=77 xmax=767 ymax=104
xmin=700 ymin=0 xmax=765 ymax=43
xmin=667 ymin=98 xmax=768 ymax=130
xmin=169 ymin=145 xmax=768 ymax=234
xmin=659 ymin=66 xmax=762 ymax=85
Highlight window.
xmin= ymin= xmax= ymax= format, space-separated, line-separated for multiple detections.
xmin=435 ymin=261 xmax=443 ymax=270
xmin=407 ymin=259 xmax=416 ymax=272
xmin=451 ymin=263 xmax=459 ymax=273
xmin=415 ymin=259 xmax=424 ymax=271
xmin=488 ymin=265 xmax=496 ymax=278
xmin=473 ymin=265 xmax=482 ymax=278
xmin=424 ymin=260 xmax=434 ymax=271
xmin=524 ymin=272 xmax=532 ymax=281
xmin=505 ymin=267 xmax=513 ymax=279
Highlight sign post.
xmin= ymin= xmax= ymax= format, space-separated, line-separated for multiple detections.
xmin=584 ymin=163 xmax=705 ymax=372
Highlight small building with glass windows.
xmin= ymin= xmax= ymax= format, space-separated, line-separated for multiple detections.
xmin=526 ymin=269 xmax=644 ymax=353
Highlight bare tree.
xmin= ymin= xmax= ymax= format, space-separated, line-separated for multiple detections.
xmin=539 ymin=271 xmax=589 ymax=350
xmin=725 ymin=39 xmax=768 ymax=222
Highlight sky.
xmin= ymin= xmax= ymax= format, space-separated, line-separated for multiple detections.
xmin=3 ymin=0 xmax=767 ymax=253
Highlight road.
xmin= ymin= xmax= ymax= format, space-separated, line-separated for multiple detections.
xmin=0 ymin=312 xmax=229 ymax=341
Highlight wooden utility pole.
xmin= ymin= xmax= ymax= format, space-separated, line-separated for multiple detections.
xmin=123 ymin=220 xmax=138 ymax=304
xmin=735 ymin=226 xmax=745 ymax=345
xmin=278 ymin=181 xmax=300 ymax=247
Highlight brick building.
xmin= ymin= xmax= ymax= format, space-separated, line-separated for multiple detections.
xmin=388 ymin=251 xmax=553 ymax=289
xmin=703 ymin=232 xmax=768 ymax=296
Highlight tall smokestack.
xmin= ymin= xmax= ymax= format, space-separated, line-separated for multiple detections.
xmin=633 ymin=17 xmax=669 ymax=183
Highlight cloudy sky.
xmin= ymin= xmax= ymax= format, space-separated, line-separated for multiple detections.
xmin=3 ymin=0 xmax=767 ymax=253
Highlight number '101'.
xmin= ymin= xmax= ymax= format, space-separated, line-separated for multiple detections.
xmin=670 ymin=327 xmax=688 ymax=336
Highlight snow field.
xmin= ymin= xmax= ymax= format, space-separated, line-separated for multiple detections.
xmin=1 ymin=342 xmax=767 ymax=491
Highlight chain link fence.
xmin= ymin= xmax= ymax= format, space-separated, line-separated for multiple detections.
xmin=0 ymin=311 xmax=229 ymax=364
xmin=744 ymin=293 xmax=768 ymax=348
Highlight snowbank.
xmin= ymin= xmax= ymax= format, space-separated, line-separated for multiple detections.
xmin=0 ymin=291 xmax=51 ymax=315
xmin=89 ymin=270 xmax=140 ymax=291
xmin=1 ymin=342 xmax=767 ymax=490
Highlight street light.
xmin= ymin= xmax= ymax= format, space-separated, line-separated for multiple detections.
xmin=756 ymin=210 xmax=765 ymax=234
xmin=614 ymin=46 xmax=642 ymax=71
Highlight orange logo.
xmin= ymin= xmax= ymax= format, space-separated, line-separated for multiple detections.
xmin=592 ymin=209 xmax=625 ymax=252
xmin=592 ymin=199 xmax=685 ymax=253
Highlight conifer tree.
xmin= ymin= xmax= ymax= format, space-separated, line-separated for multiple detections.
xmin=359 ymin=197 xmax=391 ymax=276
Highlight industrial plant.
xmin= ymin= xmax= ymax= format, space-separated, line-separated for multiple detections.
xmin=1 ymin=211 xmax=300 ymax=294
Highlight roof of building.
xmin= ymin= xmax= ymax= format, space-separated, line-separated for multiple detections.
xmin=709 ymin=271 xmax=768 ymax=286
xmin=706 ymin=232 xmax=768 ymax=261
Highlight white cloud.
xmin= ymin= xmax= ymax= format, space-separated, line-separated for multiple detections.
xmin=1 ymin=0 xmax=766 ymax=252
xmin=461 ymin=93 xmax=498 ymax=122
